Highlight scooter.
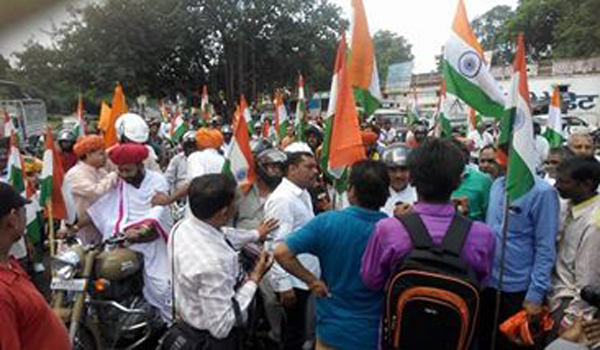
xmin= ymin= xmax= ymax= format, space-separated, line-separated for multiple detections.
xmin=51 ymin=235 xmax=163 ymax=350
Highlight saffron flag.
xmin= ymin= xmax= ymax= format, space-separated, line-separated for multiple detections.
xmin=295 ymin=74 xmax=308 ymax=142
xmin=506 ymin=34 xmax=536 ymax=201
xmin=543 ymin=86 xmax=565 ymax=148
xmin=348 ymin=0 xmax=381 ymax=117
xmin=98 ymin=101 xmax=112 ymax=133
xmin=443 ymin=0 xmax=505 ymax=118
xmin=104 ymin=83 xmax=128 ymax=148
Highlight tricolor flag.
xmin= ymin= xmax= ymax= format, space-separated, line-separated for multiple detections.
xmin=240 ymin=96 xmax=254 ymax=135
xmin=201 ymin=85 xmax=211 ymax=122
xmin=321 ymin=31 xmax=346 ymax=178
xmin=104 ymin=83 xmax=128 ymax=148
xmin=348 ymin=0 xmax=381 ymax=117
xmin=326 ymin=31 xmax=366 ymax=179
xmin=275 ymin=93 xmax=289 ymax=141
xmin=74 ymin=94 xmax=87 ymax=137
xmin=543 ymin=86 xmax=565 ymax=148
xmin=407 ymin=88 xmax=421 ymax=126
xmin=224 ymin=106 xmax=256 ymax=190
xmin=438 ymin=81 xmax=453 ymax=138
xmin=468 ymin=107 xmax=482 ymax=134
xmin=3 ymin=109 xmax=16 ymax=138
xmin=39 ymin=128 xmax=77 ymax=223
xmin=170 ymin=110 xmax=188 ymax=142
xmin=295 ymin=74 xmax=308 ymax=142
xmin=506 ymin=34 xmax=536 ymax=201
xmin=7 ymin=132 xmax=25 ymax=193
xmin=444 ymin=0 xmax=505 ymax=118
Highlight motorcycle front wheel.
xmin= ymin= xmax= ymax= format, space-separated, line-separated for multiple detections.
xmin=73 ymin=325 xmax=97 ymax=350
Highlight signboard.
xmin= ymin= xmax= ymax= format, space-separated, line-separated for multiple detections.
xmin=386 ymin=61 xmax=414 ymax=93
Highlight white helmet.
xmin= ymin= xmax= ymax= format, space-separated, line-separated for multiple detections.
xmin=284 ymin=142 xmax=314 ymax=156
xmin=115 ymin=113 xmax=149 ymax=143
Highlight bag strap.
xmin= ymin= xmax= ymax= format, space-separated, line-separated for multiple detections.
xmin=396 ymin=213 xmax=434 ymax=249
xmin=440 ymin=214 xmax=473 ymax=257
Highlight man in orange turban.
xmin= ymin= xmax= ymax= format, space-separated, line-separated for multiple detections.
xmin=64 ymin=135 xmax=117 ymax=245
xmin=196 ymin=128 xmax=224 ymax=150
xmin=152 ymin=128 xmax=226 ymax=206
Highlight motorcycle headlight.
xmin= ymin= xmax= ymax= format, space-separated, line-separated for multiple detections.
xmin=52 ymin=250 xmax=81 ymax=280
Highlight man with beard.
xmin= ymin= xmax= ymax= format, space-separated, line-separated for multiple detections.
xmin=87 ymin=143 xmax=173 ymax=323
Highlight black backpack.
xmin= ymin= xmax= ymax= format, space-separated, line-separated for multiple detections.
xmin=381 ymin=213 xmax=480 ymax=350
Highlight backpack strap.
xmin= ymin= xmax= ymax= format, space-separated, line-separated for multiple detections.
xmin=396 ymin=213 xmax=434 ymax=249
xmin=440 ymin=214 xmax=473 ymax=257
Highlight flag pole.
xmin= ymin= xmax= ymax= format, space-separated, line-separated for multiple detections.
xmin=47 ymin=201 xmax=55 ymax=258
xmin=490 ymin=190 xmax=511 ymax=350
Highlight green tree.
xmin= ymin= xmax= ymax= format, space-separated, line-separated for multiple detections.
xmin=471 ymin=5 xmax=514 ymax=65
xmin=0 ymin=55 xmax=13 ymax=79
xmin=373 ymin=30 xmax=413 ymax=86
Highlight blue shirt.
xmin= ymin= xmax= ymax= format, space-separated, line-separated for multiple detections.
xmin=287 ymin=206 xmax=386 ymax=350
xmin=486 ymin=176 xmax=559 ymax=304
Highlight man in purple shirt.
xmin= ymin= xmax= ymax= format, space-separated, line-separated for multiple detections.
xmin=361 ymin=137 xmax=496 ymax=291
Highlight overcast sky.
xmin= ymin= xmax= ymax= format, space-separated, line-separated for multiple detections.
xmin=0 ymin=0 xmax=517 ymax=73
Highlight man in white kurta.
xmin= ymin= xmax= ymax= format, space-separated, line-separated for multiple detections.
xmin=87 ymin=143 xmax=173 ymax=323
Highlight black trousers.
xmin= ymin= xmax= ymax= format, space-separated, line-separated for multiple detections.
xmin=282 ymin=288 xmax=311 ymax=350
xmin=477 ymin=288 xmax=542 ymax=350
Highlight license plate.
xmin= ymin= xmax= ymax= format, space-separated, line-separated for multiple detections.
xmin=51 ymin=278 xmax=87 ymax=292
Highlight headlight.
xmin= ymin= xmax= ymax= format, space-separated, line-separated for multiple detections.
xmin=52 ymin=250 xmax=81 ymax=280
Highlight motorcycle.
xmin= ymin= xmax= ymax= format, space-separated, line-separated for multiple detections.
xmin=51 ymin=235 xmax=163 ymax=350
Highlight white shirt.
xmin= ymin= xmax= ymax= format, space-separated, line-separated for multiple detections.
xmin=88 ymin=171 xmax=173 ymax=322
xmin=264 ymin=178 xmax=320 ymax=292
xmin=534 ymin=135 xmax=551 ymax=172
xmin=164 ymin=152 xmax=188 ymax=193
xmin=382 ymin=185 xmax=418 ymax=217
xmin=186 ymin=148 xmax=225 ymax=181
xmin=468 ymin=130 xmax=494 ymax=159
xmin=170 ymin=216 xmax=259 ymax=339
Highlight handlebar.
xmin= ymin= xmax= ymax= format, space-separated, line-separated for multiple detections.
xmin=104 ymin=235 xmax=128 ymax=246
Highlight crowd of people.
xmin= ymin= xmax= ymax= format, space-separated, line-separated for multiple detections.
xmin=1 ymin=107 xmax=600 ymax=350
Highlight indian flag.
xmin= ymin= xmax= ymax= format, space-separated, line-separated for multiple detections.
xmin=224 ymin=106 xmax=256 ymax=190
xmin=275 ymin=92 xmax=289 ymax=141
xmin=327 ymin=31 xmax=366 ymax=179
xmin=468 ymin=107 xmax=482 ymax=134
xmin=295 ymin=74 xmax=308 ymax=142
xmin=506 ymin=34 xmax=536 ymax=201
xmin=321 ymin=31 xmax=346 ymax=179
xmin=444 ymin=0 xmax=505 ymax=118
xmin=348 ymin=0 xmax=381 ymax=117
xmin=7 ymin=132 xmax=25 ymax=193
xmin=201 ymin=85 xmax=211 ymax=122
xmin=40 ymin=128 xmax=77 ymax=223
xmin=74 ymin=94 xmax=86 ymax=138
xmin=240 ymin=95 xmax=254 ymax=135
xmin=437 ymin=81 xmax=453 ymax=138
xmin=407 ymin=88 xmax=420 ymax=126
xmin=3 ymin=109 xmax=16 ymax=138
xmin=170 ymin=114 xmax=187 ymax=142
xmin=543 ymin=86 xmax=565 ymax=148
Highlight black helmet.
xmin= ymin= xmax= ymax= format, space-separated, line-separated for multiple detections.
xmin=381 ymin=143 xmax=410 ymax=167
xmin=256 ymin=148 xmax=287 ymax=189
xmin=221 ymin=124 xmax=233 ymax=135
xmin=58 ymin=129 xmax=76 ymax=143
xmin=182 ymin=131 xmax=196 ymax=145
xmin=305 ymin=124 xmax=323 ymax=138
